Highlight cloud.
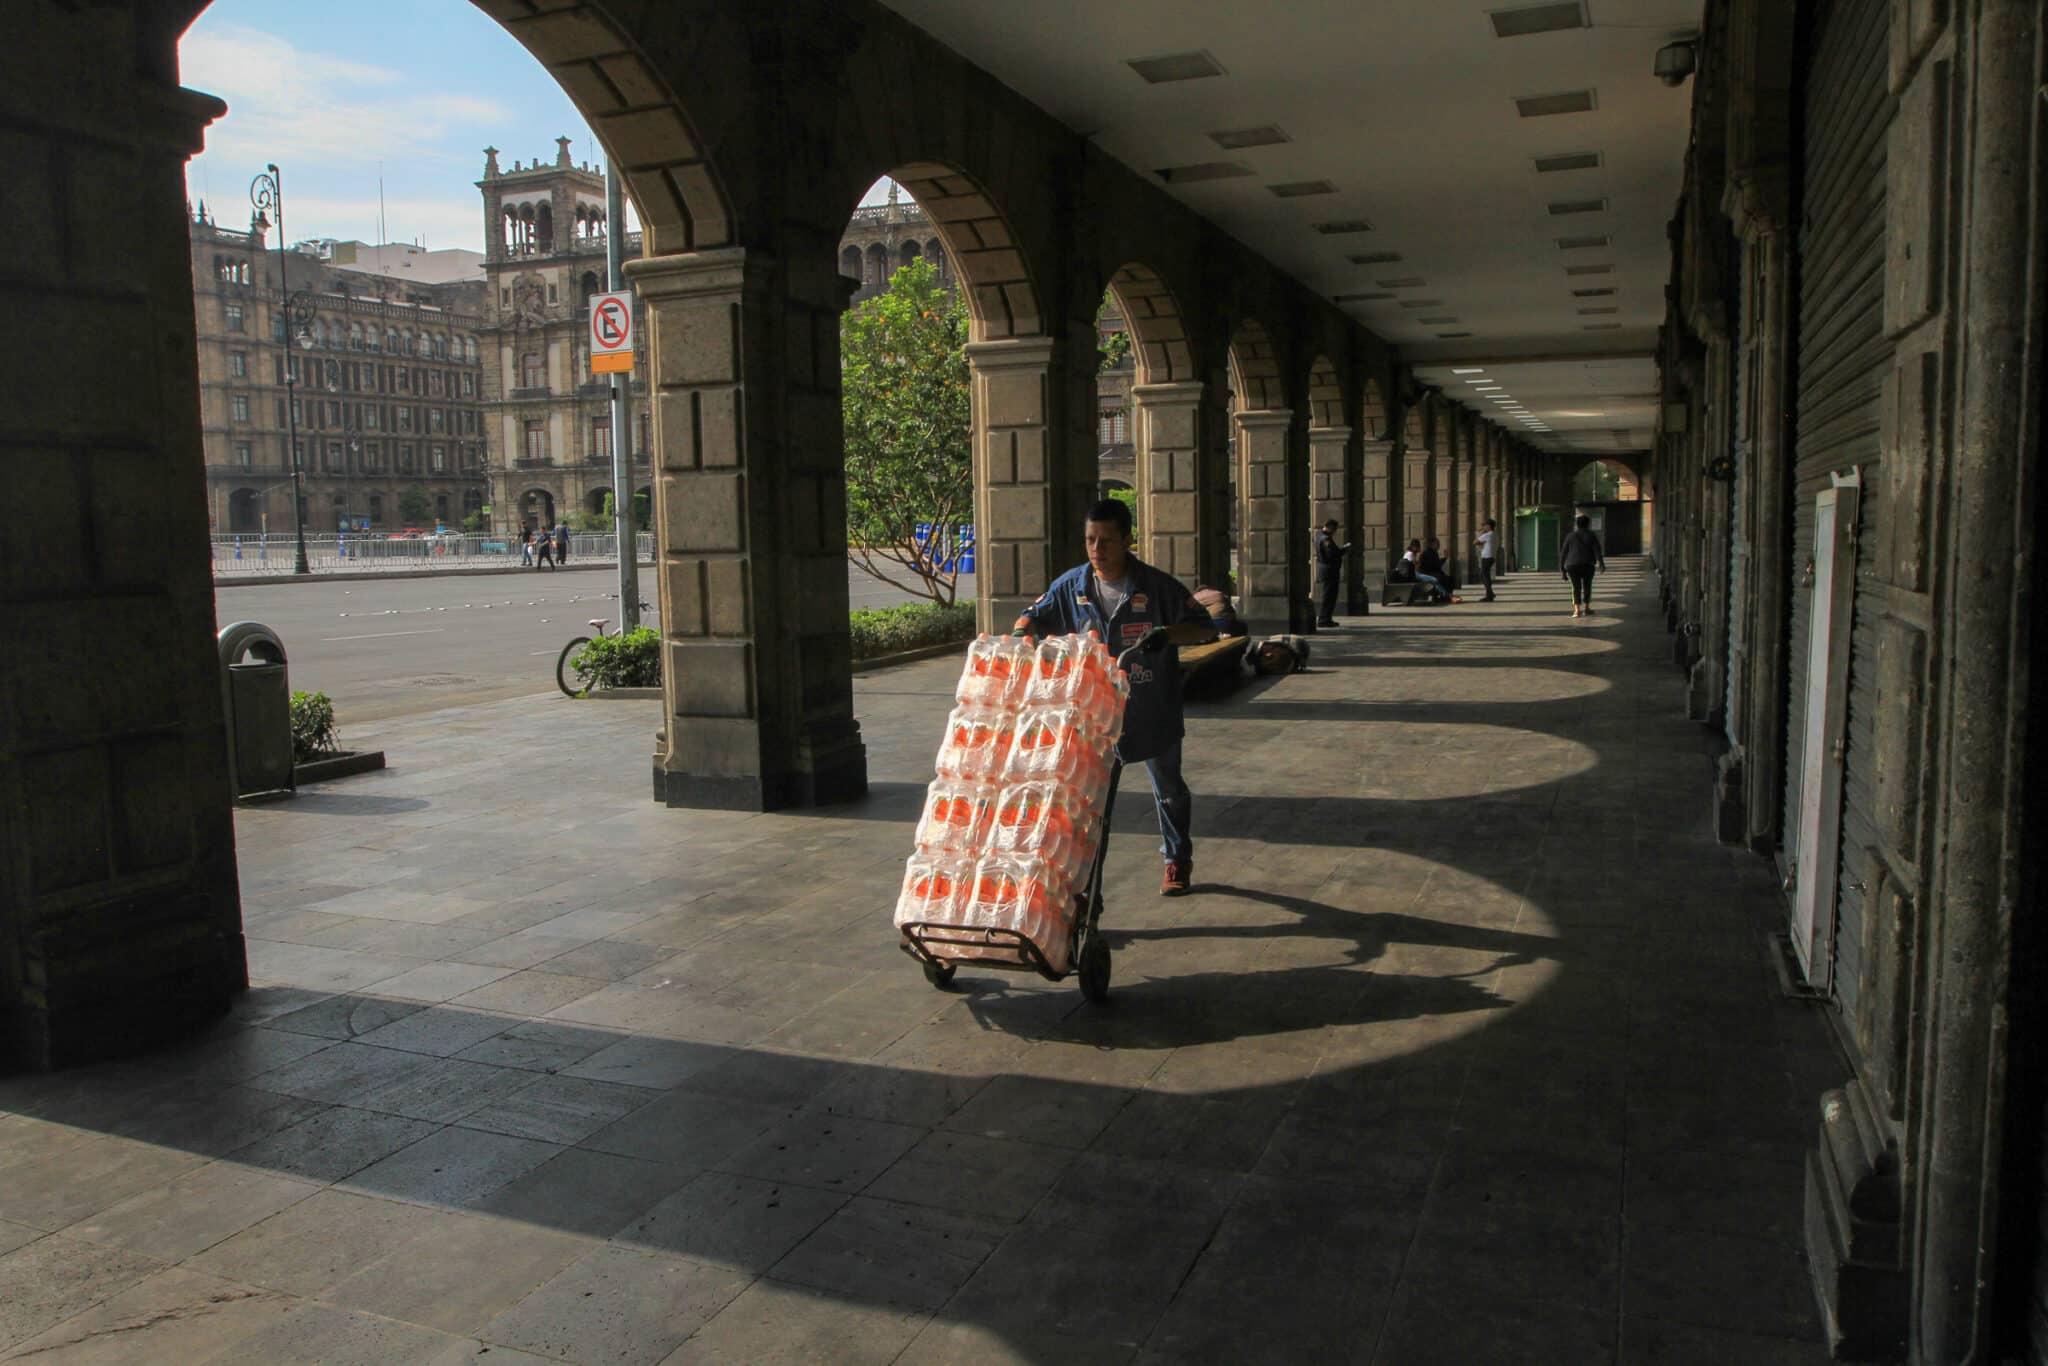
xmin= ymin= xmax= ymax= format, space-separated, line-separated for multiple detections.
xmin=183 ymin=20 xmax=511 ymax=231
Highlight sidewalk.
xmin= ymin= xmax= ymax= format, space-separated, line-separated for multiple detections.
xmin=0 ymin=559 xmax=1843 ymax=1363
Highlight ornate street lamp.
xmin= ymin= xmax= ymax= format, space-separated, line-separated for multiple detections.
xmin=250 ymin=163 xmax=312 ymax=575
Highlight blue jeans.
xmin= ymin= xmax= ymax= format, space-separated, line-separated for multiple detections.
xmin=1131 ymin=741 xmax=1193 ymax=864
xmin=1416 ymin=572 xmax=1452 ymax=600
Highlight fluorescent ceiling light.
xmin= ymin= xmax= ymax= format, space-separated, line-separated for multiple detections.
xmin=1127 ymin=51 xmax=1225 ymax=83
xmin=1516 ymin=89 xmax=1597 ymax=118
xmin=1452 ymin=367 xmax=1486 ymax=375
xmin=1491 ymin=3 xmax=1590 ymax=38
xmin=1534 ymin=150 xmax=1603 ymax=173
xmin=1209 ymin=125 xmax=1289 ymax=149
xmin=1268 ymin=180 xmax=1338 ymax=198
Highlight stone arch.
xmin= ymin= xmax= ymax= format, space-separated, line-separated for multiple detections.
xmin=898 ymin=240 xmax=922 ymax=269
xmin=585 ymin=485 xmax=613 ymax=516
xmin=1304 ymin=355 xmax=1352 ymax=618
xmin=1106 ymin=263 xmax=1194 ymax=385
xmin=1106 ymin=262 xmax=1201 ymax=578
xmin=890 ymin=162 xmax=1042 ymax=342
xmin=864 ymin=243 xmax=888 ymax=292
xmin=1305 ymin=354 xmax=1344 ymax=429
xmin=520 ymin=487 xmax=557 ymax=531
xmin=1227 ymin=318 xmax=1286 ymax=413
xmin=839 ymin=245 xmax=862 ymax=284
xmin=487 ymin=7 xmax=733 ymax=253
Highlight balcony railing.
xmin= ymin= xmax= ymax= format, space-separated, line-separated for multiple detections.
xmin=510 ymin=385 xmax=549 ymax=400
xmin=514 ymin=456 xmax=553 ymax=469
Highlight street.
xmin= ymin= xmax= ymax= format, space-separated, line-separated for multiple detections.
xmin=215 ymin=562 xmax=971 ymax=733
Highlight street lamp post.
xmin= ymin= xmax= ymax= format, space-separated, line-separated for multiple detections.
xmin=250 ymin=163 xmax=312 ymax=575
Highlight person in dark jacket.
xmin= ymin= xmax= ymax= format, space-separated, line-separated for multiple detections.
xmin=1014 ymin=498 xmax=1218 ymax=896
xmin=1314 ymin=519 xmax=1350 ymax=627
xmin=554 ymin=523 xmax=570 ymax=566
xmin=1561 ymin=515 xmax=1607 ymax=617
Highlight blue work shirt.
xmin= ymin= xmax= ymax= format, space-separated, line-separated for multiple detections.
xmin=1018 ymin=556 xmax=1210 ymax=764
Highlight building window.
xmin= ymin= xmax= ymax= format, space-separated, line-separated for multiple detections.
xmin=521 ymin=352 xmax=544 ymax=388
xmin=364 ymin=406 xmax=380 ymax=431
xmin=224 ymin=302 xmax=244 ymax=332
xmin=462 ymin=373 xmax=475 ymax=397
xmin=401 ymin=444 xmax=416 ymax=472
xmin=291 ymin=437 xmax=303 ymax=468
xmin=431 ymin=445 xmax=446 ymax=473
xmin=326 ymin=442 xmax=343 ymax=472
xmin=591 ymin=418 xmax=613 ymax=460
xmin=637 ymin=412 xmax=650 ymax=461
xmin=435 ymin=493 xmax=450 ymax=524
xmin=230 ymin=394 xmax=251 ymax=422
xmin=524 ymin=420 xmax=546 ymax=462
xmin=362 ymin=441 xmax=380 ymax=470
xmin=234 ymin=441 xmax=252 ymax=468
xmin=325 ymin=401 xmax=341 ymax=425
xmin=430 ymin=409 xmax=445 ymax=433
xmin=229 ymin=352 xmax=247 ymax=379
xmin=368 ymin=493 xmax=383 ymax=525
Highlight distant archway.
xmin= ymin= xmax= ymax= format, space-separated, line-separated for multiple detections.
xmin=1105 ymin=262 xmax=1203 ymax=580
xmin=227 ymin=487 xmax=260 ymax=534
xmin=521 ymin=487 xmax=557 ymax=531
xmin=1228 ymin=319 xmax=1297 ymax=630
xmin=585 ymin=486 xmax=613 ymax=516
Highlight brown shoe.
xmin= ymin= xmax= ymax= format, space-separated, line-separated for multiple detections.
xmin=1161 ymin=860 xmax=1191 ymax=896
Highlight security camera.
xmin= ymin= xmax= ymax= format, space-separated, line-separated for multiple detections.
xmin=1654 ymin=39 xmax=1697 ymax=87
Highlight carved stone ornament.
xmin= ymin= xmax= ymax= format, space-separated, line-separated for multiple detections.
xmin=512 ymin=272 xmax=547 ymax=329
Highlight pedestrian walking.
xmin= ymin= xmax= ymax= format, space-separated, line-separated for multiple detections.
xmin=1474 ymin=518 xmax=1500 ymax=601
xmin=1013 ymin=498 xmax=1219 ymax=897
xmin=1314 ymin=519 xmax=1351 ymax=627
xmin=536 ymin=529 xmax=555 ymax=570
xmin=1561 ymin=514 xmax=1607 ymax=617
xmin=519 ymin=526 xmax=534 ymax=567
xmin=554 ymin=522 xmax=570 ymax=567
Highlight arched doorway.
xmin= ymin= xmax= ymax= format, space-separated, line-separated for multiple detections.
xmin=1571 ymin=458 xmax=1647 ymax=554
xmin=585 ymin=486 xmax=612 ymax=517
xmin=521 ymin=488 xmax=557 ymax=531
xmin=226 ymin=487 xmax=260 ymax=534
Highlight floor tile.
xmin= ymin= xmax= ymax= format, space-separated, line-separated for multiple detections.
xmin=663 ymin=1276 xmax=928 ymax=1366
xmin=0 ymin=1235 xmax=165 ymax=1352
xmin=224 ymin=1104 xmax=441 ymax=1183
xmin=187 ymin=1188 xmax=441 ymax=1295
xmin=341 ymin=1125 xmax=562 ymax=1209
xmin=480 ymin=1244 xmax=749 ymax=1365
xmin=61 ymin=1160 xmax=317 ymax=1261
xmin=476 ymin=1148 xmax=696 ymax=1239
xmin=322 ymin=1211 xmax=594 ymax=1335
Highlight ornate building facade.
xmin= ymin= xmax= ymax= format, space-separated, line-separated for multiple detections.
xmin=479 ymin=140 xmax=651 ymax=534
xmin=189 ymin=210 xmax=489 ymax=536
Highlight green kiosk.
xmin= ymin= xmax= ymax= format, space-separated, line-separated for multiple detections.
xmin=1515 ymin=508 xmax=1562 ymax=572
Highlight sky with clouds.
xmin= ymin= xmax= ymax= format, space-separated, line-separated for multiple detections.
xmin=180 ymin=2 xmax=888 ymax=253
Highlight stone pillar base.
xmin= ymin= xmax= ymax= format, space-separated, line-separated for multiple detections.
xmin=1804 ymin=1080 xmax=1908 ymax=1362
xmin=1713 ymin=751 xmax=1746 ymax=844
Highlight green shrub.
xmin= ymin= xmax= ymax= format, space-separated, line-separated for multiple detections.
xmin=571 ymin=627 xmax=662 ymax=690
xmin=849 ymin=601 xmax=975 ymax=661
xmin=289 ymin=690 xmax=339 ymax=762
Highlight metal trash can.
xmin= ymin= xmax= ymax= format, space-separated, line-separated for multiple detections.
xmin=218 ymin=621 xmax=294 ymax=800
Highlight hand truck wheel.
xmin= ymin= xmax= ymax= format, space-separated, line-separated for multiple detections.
xmin=1078 ymin=934 xmax=1111 ymax=1003
xmin=922 ymin=959 xmax=957 ymax=989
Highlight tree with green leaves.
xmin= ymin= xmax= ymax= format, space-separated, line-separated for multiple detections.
xmin=398 ymin=484 xmax=432 ymax=527
xmin=841 ymin=257 xmax=972 ymax=604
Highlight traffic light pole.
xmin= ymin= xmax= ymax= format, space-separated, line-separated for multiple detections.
xmin=605 ymin=160 xmax=641 ymax=632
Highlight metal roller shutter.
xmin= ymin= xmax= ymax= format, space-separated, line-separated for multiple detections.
xmin=1782 ymin=0 xmax=1891 ymax=1010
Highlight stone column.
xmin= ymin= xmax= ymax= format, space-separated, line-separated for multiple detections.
xmin=630 ymin=247 xmax=865 ymax=812
xmin=1197 ymin=366 xmax=1235 ymax=592
xmin=1308 ymin=421 xmax=1351 ymax=620
xmin=968 ymin=336 xmax=1060 ymax=633
xmin=1235 ymin=408 xmax=1296 ymax=634
xmin=1439 ymin=421 xmax=1463 ymax=581
xmin=1 ymin=78 xmax=245 ymax=1068
xmin=1133 ymin=380 xmax=1204 ymax=583
xmin=1360 ymin=437 xmax=1395 ymax=606
xmin=1403 ymin=442 xmax=1435 ymax=548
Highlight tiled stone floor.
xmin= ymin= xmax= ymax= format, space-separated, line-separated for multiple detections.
xmin=0 ymin=558 xmax=1847 ymax=1364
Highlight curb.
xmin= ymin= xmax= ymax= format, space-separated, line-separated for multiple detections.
xmin=851 ymin=638 xmax=971 ymax=675
xmin=581 ymin=687 xmax=663 ymax=701
xmin=216 ymin=560 xmax=655 ymax=589
xmin=294 ymin=750 xmax=387 ymax=783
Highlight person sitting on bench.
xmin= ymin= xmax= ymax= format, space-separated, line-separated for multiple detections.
xmin=1401 ymin=540 xmax=1458 ymax=603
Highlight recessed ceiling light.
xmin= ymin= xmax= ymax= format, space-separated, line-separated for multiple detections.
xmin=1515 ymin=89 xmax=1597 ymax=118
xmin=1127 ymin=51 xmax=1225 ymax=83
xmin=1566 ymin=263 xmax=1614 ymax=275
xmin=1154 ymin=162 xmax=1252 ymax=184
xmin=1209 ymin=125 xmax=1290 ymax=149
xmin=1347 ymin=252 xmax=1402 ymax=265
xmin=1397 ymin=299 xmax=1445 ymax=308
xmin=1316 ymin=221 xmax=1374 ymax=235
xmin=1268 ymin=180 xmax=1338 ymax=197
xmin=1334 ymin=291 xmax=1394 ymax=302
xmin=1377 ymin=277 xmax=1427 ymax=288
xmin=1548 ymin=198 xmax=1608 ymax=215
xmin=1471 ymin=381 xmax=1500 ymax=388
xmin=1572 ymin=287 xmax=1617 ymax=297
xmin=1534 ymin=151 xmax=1603 ymax=173
xmin=1558 ymin=235 xmax=1610 ymax=249
xmin=1452 ymin=367 xmax=1487 ymax=374
xmin=1491 ymin=2 xmax=1589 ymax=38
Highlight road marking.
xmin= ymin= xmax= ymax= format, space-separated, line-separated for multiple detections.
xmin=321 ymin=628 xmax=448 ymax=642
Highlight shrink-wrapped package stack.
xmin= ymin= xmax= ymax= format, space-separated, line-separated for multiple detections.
xmin=896 ymin=633 xmax=1128 ymax=974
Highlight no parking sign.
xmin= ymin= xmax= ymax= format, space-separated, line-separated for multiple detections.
xmin=590 ymin=290 xmax=634 ymax=374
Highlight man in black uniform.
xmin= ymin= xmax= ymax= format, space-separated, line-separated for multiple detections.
xmin=1314 ymin=519 xmax=1351 ymax=628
